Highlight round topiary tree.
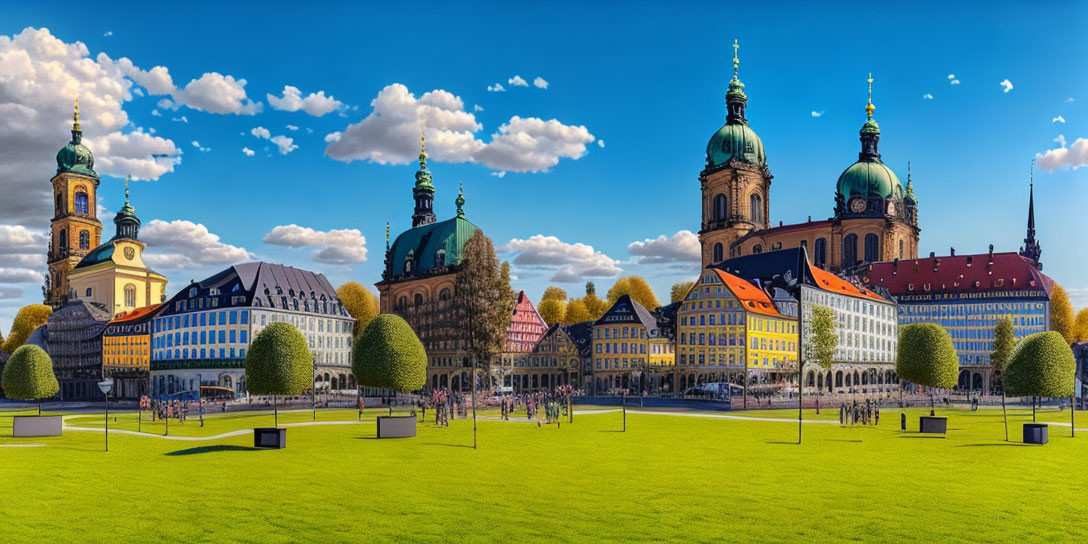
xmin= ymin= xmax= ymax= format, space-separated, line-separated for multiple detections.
xmin=1005 ymin=331 xmax=1075 ymax=423
xmin=352 ymin=314 xmax=427 ymax=394
xmin=1 ymin=344 xmax=59 ymax=414
xmin=896 ymin=323 xmax=958 ymax=410
xmin=245 ymin=322 xmax=312 ymax=427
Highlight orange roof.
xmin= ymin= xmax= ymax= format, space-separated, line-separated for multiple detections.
xmin=712 ymin=269 xmax=785 ymax=318
xmin=110 ymin=303 xmax=165 ymax=323
xmin=806 ymin=264 xmax=886 ymax=301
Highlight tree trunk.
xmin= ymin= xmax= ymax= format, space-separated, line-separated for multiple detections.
xmin=1032 ymin=397 xmax=1036 ymax=423
xmin=274 ymin=395 xmax=279 ymax=428
xmin=1002 ymin=390 xmax=1008 ymax=442
xmin=1072 ymin=395 xmax=1076 ymax=438
xmin=472 ymin=361 xmax=478 ymax=450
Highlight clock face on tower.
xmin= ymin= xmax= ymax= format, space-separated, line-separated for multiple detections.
xmin=849 ymin=198 xmax=867 ymax=213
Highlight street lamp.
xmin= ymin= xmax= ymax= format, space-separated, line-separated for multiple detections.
xmin=97 ymin=377 xmax=114 ymax=452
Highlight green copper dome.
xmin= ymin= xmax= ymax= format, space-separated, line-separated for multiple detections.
xmin=836 ymin=160 xmax=903 ymax=199
xmin=707 ymin=123 xmax=766 ymax=168
xmin=57 ymin=100 xmax=97 ymax=178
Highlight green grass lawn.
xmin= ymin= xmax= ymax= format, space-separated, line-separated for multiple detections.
xmin=1 ymin=405 xmax=1086 ymax=543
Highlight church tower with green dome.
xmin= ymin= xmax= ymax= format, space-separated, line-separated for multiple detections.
xmin=698 ymin=40 xmax=773 ymax=268
xmin=46 ymin=99 xmax=104 ymax=307
xmin=412 ymin=129 xmax=437 ymax=228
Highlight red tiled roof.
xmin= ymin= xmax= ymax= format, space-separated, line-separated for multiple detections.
xmin=110 ymin=303 xmax=164 ymax=323
xmin=807 ymin=263 xmax=887 ymax=301
xmin=865 ymin=252 xmax=1053 ymax=297
xmin=712 ymin=269 xmax=784 ymax=317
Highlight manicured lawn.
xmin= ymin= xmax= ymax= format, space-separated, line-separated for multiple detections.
xmin=1 ymin=405 xmax=1086 ymax=543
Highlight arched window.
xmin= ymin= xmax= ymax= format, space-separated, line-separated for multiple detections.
xmin=55 ymin=194 xmax=64 ymax=215
xmin=124 ymin=284 xmax=137 ymax=308
xmin=713 ymin=243 xmax=723 ymax=263
xmin=814 ymin=238 xmax=827 ymax=268
xmin=398 ymin=296 xmax=407 ymax=308
xmin=898 ymin=239 xmax=904 ymax=259
xmin=864 ymin=233 xmax=880 ymax=263
xmin=414 ymin=293 xmax=424 ymax=306
xmin=404 ymin=251 xmax=414 ymax=274
xmin=78 ymin=230 xmax=90 ymax=249
xmin=74 ymin=189 xmax=89 ymax=214
xmin=59 ymin=229 xmax=67 ymax=249
xmin=842 ymin=233 xmax=858 ymax=269
xmin=749 ymin=194 xmax=762 ymax=224
xmin=435 ymin=249 xmax=446 ymax=267
xmin=752 ymin=244 xmax=763 ymax=254
xmin=439 ymin=288 xmax=451 ymax=301
xmin=713 ymin=194 xmax=727 ymax=221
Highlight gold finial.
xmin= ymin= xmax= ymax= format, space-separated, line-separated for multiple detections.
xmin=73 ymin=97 xmax=81 ymax=132
xmin=732 ymin=39 xmax=740 ymax=76
xmin=420 ymin=120 xmax=426 ymax=154
xmin=866 ymin=73 xmax=875 ymax=119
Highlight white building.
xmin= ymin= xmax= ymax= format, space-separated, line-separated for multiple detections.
xmin=150 ymin=262 xmax=354 ymax=398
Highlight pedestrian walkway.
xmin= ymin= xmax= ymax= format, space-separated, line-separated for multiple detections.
xmin=63 ymin=419 xmax=371 ymax=441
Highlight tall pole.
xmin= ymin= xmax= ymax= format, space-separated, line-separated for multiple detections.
xmin=104 ymin=390 xmax=109 ymax=452
xmin=622 ymin=390 xmax=627 ymax=432
xmin=472 ymin=363 xmax=477 ymax=450
xmin=312 ymin=358 xmax=317 ymax=422
xmin=797 ymin=288 xmax=804 ymax=445
xmin=1072 ymin=395 xmax=1076 ymax=438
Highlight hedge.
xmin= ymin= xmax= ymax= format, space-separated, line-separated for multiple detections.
xmin=244 ymin=322 xmax=312 ymax=396
xmin=352 ymin=314 xmax=427 ymax=392
xmin=1 ymin=344 xmax=59 ymax=401
xmin=896 ymin=323 xmax=958 ymax=389
xmin=1004 ymin=331 xmax=1075 ymax=398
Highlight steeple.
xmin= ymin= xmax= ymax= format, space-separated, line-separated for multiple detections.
xmin=725 ymin=39 xmax=748 ymax=125
xmin=455 ymin=181 xmax=465 ymax=218
xmin=411 ymin=125 xmax=437 ymax=227
xmin=114 ymin=175 xmax=141 ymax=240
xmin=1019 ymin=160 xmax=1042 ymax=269
xmin=858 ymin=73 xmax=881 ymax=161
xmin=72 ymin=98 xmax=82 ymax=144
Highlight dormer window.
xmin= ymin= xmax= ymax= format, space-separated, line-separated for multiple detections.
xmin=405 ymin=251 xmax=415 ymax=274
xmin=188 ymin=287 xmax=198 ymax=297
xmin=435 ymin=249 xmax=446 ymax=267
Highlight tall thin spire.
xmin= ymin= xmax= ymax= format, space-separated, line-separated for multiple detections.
xmin=71 ymin=97 xmax=83 ymax=144
xmin=124 ymin=174 xmax=131 ymax=206
xmin=411 ymin=124 xmax=437 ymax=227
xmin=114 ymin=174 xmax=140 ymax=240
xmin=725 ymin=38 xmax=748 ymax=125
xmin=385 ymin=222 xmax=390 ymax=250
xmin=455 ymin=180 xmax=465 ymax=218
xmin=866 ymin=73 xmax=875 ymax=120
xmin=858 ymin=73 xmax=881 ymax=160
xmin=1020 ymin=159 xmax=1042 ymax=269
xmin=732 ymin=39 xmax=740 ymax=78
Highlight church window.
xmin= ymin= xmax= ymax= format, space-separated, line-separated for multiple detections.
xmin=189 ymin=287 xmax=198 ymax=297
xmin=124 ymin=284 xmax=137 ymax=308
xmin=85 ymin=288 xmax=92 ymax=298
xmin=74 ymin=190 xmax=89 ymax=214
xmin=713 ymin=194 xmax=727 ymax=221
xmin=405 ymin=251 xmax=415 ymax=274
xmin=414 ymin=293 xmax=424 ymax=306
xmin=439 ymin=288 xmax=451 ymax=301
xmin=753 ymin=245 xmax=763 ymax=254
xmin=55 ymin=194 xmax=64 ymax=215
xmin=713 ymin=243 xmax=723 ymax=263
xmin=59 ymin=229 xmax=67 ymax=249
xmin=749 ymin=194 xmax=763 ymax=224
xmin=78 ymin=230 xmax=89 ymax=249
xmin=842 ymin=234 xmax=858 ymax=269
xmin=398 ymin=296 xmax=407 ymax=308
xmin=898 ymin=239 xmax=904 ymax=259
xmin=814 ymin=238 xmax=827 ymax=268
xmin=864 ymin=233 xmax=879 ymax=263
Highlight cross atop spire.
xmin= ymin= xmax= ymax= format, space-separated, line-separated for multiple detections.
xmin=732 ymin=39 xmax=740 ymax=77
xmin=73 ymin=98 xmax=81 ymax=132
xmin=455 ymin=180 xmax=466 ymax=218
xmin=124 ymin=174 xmax=131 ymax=205
xmin=866 ymin=73 xmax=875 ymax=120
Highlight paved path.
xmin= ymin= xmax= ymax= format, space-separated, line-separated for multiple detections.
xmin=480 ymin=408 xmax=838 ymax=425
xmin=63 ymin=419 xmax=371 ymax=441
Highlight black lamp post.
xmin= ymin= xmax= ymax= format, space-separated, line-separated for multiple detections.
xmin=97 ymin=377 xmax=114 ymax=452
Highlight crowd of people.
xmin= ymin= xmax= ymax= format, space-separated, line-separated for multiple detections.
xmin=839 ymin=399 xmax=880 ymax=426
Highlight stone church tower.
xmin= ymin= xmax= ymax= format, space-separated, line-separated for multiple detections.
xmin=698 ymin=41 xmax=773 ymax=268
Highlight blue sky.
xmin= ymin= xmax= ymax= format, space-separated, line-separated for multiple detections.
xmin=1 ymin=1 xmax=1086 ymax=332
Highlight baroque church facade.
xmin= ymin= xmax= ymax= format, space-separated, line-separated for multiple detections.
xmin=698 ymin=43 xmax=919 ymax=274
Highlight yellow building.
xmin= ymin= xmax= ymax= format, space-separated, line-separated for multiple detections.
xmin=102 ymin=303 xmax=163 ymax=399
xmin=590 ymin=294 xmax=674 ymax=394
xmin=675 ymin=268 xmax=797 ymax=394
xmin=69 ymin=179 xmax=168 ymax=316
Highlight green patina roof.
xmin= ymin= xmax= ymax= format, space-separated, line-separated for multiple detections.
xmin=73 ymin=241 xmax=115 ymax=270
xmin=56 ymin=141 xmax=97 ymax=177
xmin=388 ymin=215 xmax=478 ymax=277
xmin=836 ymin=159 xmax=904 ymax=199
xmin=707 ymin=122 xmax=765 ymax=168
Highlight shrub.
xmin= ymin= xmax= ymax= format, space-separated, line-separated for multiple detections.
xmin=896 ymin=323 xmax=958 ymax=389
xmin=2 ymin=304 xmax=52 ymax=354
xmin=352 ymin=314 xmax=426 ymax=393
xmin=1005 ymin=331 xmax=1075 ymax=398
xmin=1 ymin=345 xmax=59 ymax=401
xmin=336 ymin=281 xmax=378 ymax=337
xmin=244 ymin=322 xmax=312 ymax=396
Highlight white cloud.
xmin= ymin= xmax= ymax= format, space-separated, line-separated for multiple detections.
xmin=498 ymin=235 xmax=621 ymax=283
xmin=1055 ymin=134 xmax=1067 ymax=148
xmin=251 ymin=126 xmax=271 ymax=139
xmin=171 ymin=115 xmax=188 ymax=123
xmin=1036 ymin=136 xmax=1088 ymax=171
xmin=626 ymin=230 xmax=701 ymax=264
xmin=598 ymin=140 xmax=605 ymax=148
xmin=473 ymin=104 xmax=484 ymax=112
xmin=191 ymin=140 xmax=210 ymax=152
xmin=266 ymin=85 xmax=342 ymax=117
xmin=0 ymin=27 xmax=184 ymax=226
xmin=1067 ymin=287 xmax=1088 ymax=310
xmin=270 ymin=135 xmax=298 ymax=155
xmin=157 ymin=98 xmax=178 ymax=111
xmin=810 ymin=110 xmax=824 ymax=118
xmin=947 ymin=74 xmax=955 ymax=80
xmin=1053 ymin=116 xmax=1066 ymax=123
xmin=0 ymin=225 xmax=48 ymax=279
xmin=508 ymin=75 xmax=528 ymax=87
xmin=305 ymin=127 xmax=314 ymax=134
xmin=947 ymin=74 xmax=960 ymax=85
xmin=106 ymin=55 xmax=262 ymax=115
xmin=533 ymin=77 xmax=548 ymax=89
xmin=151 ymin=108 xmax=161 ymax=116
xmin=262 ymin=224 xmax=367 ymax=264
xmin=286 ymin=124 xmax=299 ymax=131
xmin=0 ymin=268 xmax=43 ymax=283
xmin=324 ymin=131 xmax=341 ymax=143
xmin=487 ymin=83 xmax=505 ymax=92
xmin=474 ymin=116 xmax=595 ymax=172
xmin=922 ymin=93 xmax=934 ymax=100
xmin=0 ymin=287 xmax=23 ymax=299
xmin=1067 ymin=97 xmax=1076 ymax=103
xmin=242 ymin=147 xmax=255 ymax=156
xmin=141 ymin=219 xmax=253 ymax=269
xmin=103 ymin=31 xmax=113 ymax=37
xmin=491 ymin=171 xmax=506 ymax=178
xmin=1000 ymin=79 xmax=1013 ymax=93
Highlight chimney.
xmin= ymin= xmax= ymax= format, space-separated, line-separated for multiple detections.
xmin=988 ymin=244 xmax=994 ymax=257
xmin=892 ymin=258 xmax=899 ymax=275
xmin=779 ymin=220 xmax=783 ymax=227
xmin=929 ymin=252 xmax=935 ymax=258
xmin=807 ymin=215 xmax=812 ymax=222
xmin=950 ymin=247 xmax=955 ymax=257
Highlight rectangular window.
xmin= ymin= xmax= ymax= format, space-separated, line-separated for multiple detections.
xmin=241 ymin=330 xmax=248 ymax=343
xmin=219 ymin=330 xmax=226 ymax=343
xmin=241 ymin=311 xmax=249 ymax=324
xmin=229 ymin=330 xmax=237 ymax=343
xmin=230 ymin=311 xmax=238 ymax=324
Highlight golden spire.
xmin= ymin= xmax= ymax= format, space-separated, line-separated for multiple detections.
xmin=73 ymin=97 xmax=81 ymax=132
xmin=732 ymin=39 xmax=740 ymax=77
xmin=420 ymin=120 xmax=426 ymax=155
xmin=866 ymin=73 xmax=875 ymax=119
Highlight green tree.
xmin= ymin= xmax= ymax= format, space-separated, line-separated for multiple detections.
xmin=538 ymin=298 xmax=566 ymax=327
xmin=607 ymin=276 xmax=661 ymax=310
xmin=1 ymin=345 xmax=59 ymax=413
xmin=498 ymin=261 xmax=517 ymax=334
xmin=1005 ymin=331 xmax=1075 ymax=422
xmin=1050 ymin=284 xmax=1076 ymax=344
xmin=807 ymin=306 xmax=837 ymax=371
xmin=585 ymin=281 xmax=597 ymax=297
xmin=244 ymin=322 xmax=312 ymax=427
xmin=541 ymin=286 xmax=568 ymax=302
xmin=991 ymin=316 xmax=1016 ymax=439
xmin=670 ymin=282 xmax=695 ymax=303
xmin=562 ymin=298 xmax=591 ymax=325
xmin=896 ymin=324 xmax=959 ymax=405
xmin=2 ymin=304 xmax=52 ymax=355
xmin=337 ymin=282 xmax=379 ymax=337
xmin=455 ymin=230 xmax=508 ymax=383
xmin=352 ymin=314 xmax=427 ymax=393
xmin=1074 ymin=308 xmax=1088 ymax=343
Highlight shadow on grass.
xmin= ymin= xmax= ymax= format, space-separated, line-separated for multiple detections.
xmin=421 ymin=442 xmax=474 ymax=449
xmin=824 ymin=439 xmax=864 ymax=443
xmin=764 ymin=441 xmax=799 ymax=445
xmin=598 ymin=430 xmax=626 ymax=433
xmin=164 ymin=445 xmax=259 ymax=456
xmin=898 ymin=434 xmax=946 ymax=439
xmin=956 ymin=443 xmax=1032 ymax=447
